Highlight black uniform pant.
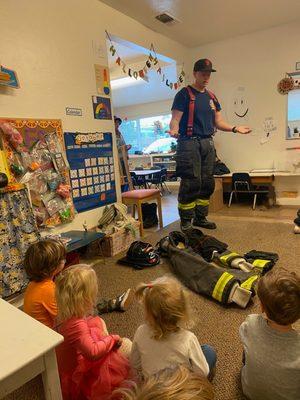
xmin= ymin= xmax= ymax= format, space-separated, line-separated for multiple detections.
xmin=176 ymin=136 xmax=215 ymax=222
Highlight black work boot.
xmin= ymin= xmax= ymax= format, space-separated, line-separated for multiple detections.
xmin=193 ymin=217 xmax=216 ymax=230
xmin=193 ymin=204 xmax=216 ymax=229
xmin=180 ymin=219 xmax=193 ymax=232
xmin=179 ymin=208 xmax=194 ymax=233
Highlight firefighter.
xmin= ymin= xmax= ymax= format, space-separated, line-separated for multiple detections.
xmin=168 ymin=59 xmax=251 ymax=231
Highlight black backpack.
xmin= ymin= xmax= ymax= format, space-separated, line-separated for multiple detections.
xmin=142 ymin=203 xmax=158 ymax=228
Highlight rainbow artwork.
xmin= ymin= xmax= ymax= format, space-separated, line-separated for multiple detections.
xmin=94 ymin=64 xmax=110 ymax=96
xmin=92 ymin=96 xmax=112 ymax=120
xmin=103 ymin=68 xmax=110 ymax=95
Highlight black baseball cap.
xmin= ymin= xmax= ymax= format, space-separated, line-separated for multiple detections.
xmin=114 ymin=116 xmax=122 ymax=124
xmin=193 ymin=59 xmax=216 ymax=72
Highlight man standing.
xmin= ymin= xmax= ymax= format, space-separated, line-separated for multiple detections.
xmin=168 ymin=59 xmax=251 ymax=231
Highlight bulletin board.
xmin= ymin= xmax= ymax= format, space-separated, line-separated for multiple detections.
xmin=0 ymin=118 xmax=75 ymax=227
xmin=64 ymin=131 xmax=117 ymax=213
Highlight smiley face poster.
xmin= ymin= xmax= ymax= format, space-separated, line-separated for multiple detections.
xmin=227 ymin=86 xmax=250 ymax=126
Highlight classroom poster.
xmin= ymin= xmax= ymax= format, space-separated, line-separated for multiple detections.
xmin=64 ymin=131 xmax=116 ymax=212
xmin=92 ymin=96 xmax=112 ymax=120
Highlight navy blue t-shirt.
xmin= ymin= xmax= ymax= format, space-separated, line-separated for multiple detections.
xmin=171 ymin=86 xmax=221 ymax=138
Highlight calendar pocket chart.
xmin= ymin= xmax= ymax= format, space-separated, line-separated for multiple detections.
xmin=64 ymin=131 xmax=116 ymax=212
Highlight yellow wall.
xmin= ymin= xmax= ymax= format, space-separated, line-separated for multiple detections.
xmin=0 ymin=0 xmax=188 ymax=232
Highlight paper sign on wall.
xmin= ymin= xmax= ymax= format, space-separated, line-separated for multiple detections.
xmin=94 ymin=64 xmax=110 ymax=96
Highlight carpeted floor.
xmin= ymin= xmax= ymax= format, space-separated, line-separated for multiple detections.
xmin=4 ymin=216 xmax=299 ymax=400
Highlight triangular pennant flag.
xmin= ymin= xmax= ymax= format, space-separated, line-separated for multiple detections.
xmin=139 ymin=70 xmax=145 ymax=78
xmin=109 ymin=45 xmax=116 ymax=56
xmin=169 ymin=82 xmax=173 ymax=89
xmin=122 ymin=62 xmax=126 ymax=73
xmin=166 ymin=79 xmax=170 ymax=87
xmin=146 ymin=60 xmax=151 ymax=68
xmin=157 ymin=67 xmax=162 ymax=74
xmin=181 ymin=70 xmax=185 ymax=77
xmin=153 ymin=58 xmax=158 ymax=65
xmin=174 ymin=83 xmax=178 ymax=90
xmin=162 ymin=74 xmax=165 ymax=82
xmin=128 ymin=68 xmax=132 ymax=77
xmin=143 ymin=66 xmax=148 ymax=73
xmin=116 ymin=57 xmax=121 ymax=65
xmin=179 ymin=75 xmax=183 ymax=83
xmin=133 ymin=71 xmax=138 ymax=79
xmin=149 ymin=54 xmax=154 ymax=61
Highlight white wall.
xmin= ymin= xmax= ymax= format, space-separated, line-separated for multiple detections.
xmin=189 ymin=21 xmax=300 ymax=204
xmin=0 ymin=0 xmax=188 ymax=232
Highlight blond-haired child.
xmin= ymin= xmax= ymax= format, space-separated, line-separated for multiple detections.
xmin=55 ymin=264 xmax=131 ymax=400
xmin=113 ymin=365 xmax=214 ymax=400
xmin=130 ymin=276 xmax=216 ymax=381
xmin=239 ymin=269 xmax=300 ymax=400
xmin=24 ymin=239 xmax=66 ymax=328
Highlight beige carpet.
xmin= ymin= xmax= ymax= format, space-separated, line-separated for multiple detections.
xmin=4 ymin=217 xmax=299 ymax=400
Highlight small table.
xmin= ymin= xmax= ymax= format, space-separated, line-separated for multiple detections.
xmin=61 ymin=230 xmax=105 ymax=253
xmin=130 ymin=169 xmax=161 ymax=188
xmin=0 ymin=299 xmax=63 ymax=399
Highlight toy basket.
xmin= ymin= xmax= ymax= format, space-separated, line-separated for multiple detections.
xmin=99 ymin=221 xmax=140 ymax=257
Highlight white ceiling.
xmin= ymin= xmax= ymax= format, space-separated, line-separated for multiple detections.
xmin=100 ymin=0 xmax=300 ymax=47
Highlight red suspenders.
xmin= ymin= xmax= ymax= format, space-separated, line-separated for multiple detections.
xmin=186 ymin=85 xmax=217 ymax=137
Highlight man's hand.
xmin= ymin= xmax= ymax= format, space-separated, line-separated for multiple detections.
xmin=236 ymin=126 xmax=251 ymax=134
xmin=166 ymin=129 xmax=179 ymax=138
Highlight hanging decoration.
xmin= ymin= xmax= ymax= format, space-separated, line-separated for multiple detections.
xmin=105 ymin=31 xmax=184 ymax=90
xmin=277 ymin=74 xmax=294 ymax=95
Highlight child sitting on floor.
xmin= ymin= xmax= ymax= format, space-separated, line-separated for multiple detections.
xmin=24 ymin=239 xmax=66 ymax=328
xmin=113 ymin=365 xmax=214 ymax=400
xmin=239 ymin=269 xmax=300 ymax=400
xmin=55 ymin=264 xmax=131 ymax=400
xmin=23 ymin=239 xmax=133 ymax=329
xmin=130 ymin=276 xmax=216 ymax=381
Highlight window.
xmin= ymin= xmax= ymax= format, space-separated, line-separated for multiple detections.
xmin=120 ymin=114 xmax=176 ymax=154
xmin=287 ymin=74 xmax=300 ymax=140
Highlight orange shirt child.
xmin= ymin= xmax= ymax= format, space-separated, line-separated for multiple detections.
xmin=24 ymin=278 xmax=58 ymax=328
xmin=23 ymin=239 xmax=66 ymax=329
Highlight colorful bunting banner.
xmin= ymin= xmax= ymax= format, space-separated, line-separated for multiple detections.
xmin=105 ymin=31 xmax=184 ymax=90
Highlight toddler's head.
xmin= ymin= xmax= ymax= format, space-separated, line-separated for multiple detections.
xmin=114 ymin=365 xmax=214 ymax=400
xmin=135 ymin=276 xmax=190 ymax=340
xmin=24 ymin=239 xmax=66 ymax=282
xmin=55 ymin=264 xmax=98 ymax=321
xmin=257 ymin=269 xmax=300 ymax=326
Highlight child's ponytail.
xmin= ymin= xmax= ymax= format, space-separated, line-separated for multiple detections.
xmin=135 ymin=282 xmax=152 ymax=302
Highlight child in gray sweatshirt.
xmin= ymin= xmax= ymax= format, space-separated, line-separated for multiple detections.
xmin=239 ymin=269 xmax=300 ymax=400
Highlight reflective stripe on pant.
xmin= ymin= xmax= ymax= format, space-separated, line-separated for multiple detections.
xmin=165 ymin=242 xmax=237 ymax=304
xmin=163 ymin=233 xmax=259 ymax=303
xmin=178 ymin=199 xmax=210 ymax=221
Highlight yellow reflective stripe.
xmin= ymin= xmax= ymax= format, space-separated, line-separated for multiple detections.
xmin=219 ymin=252 xmax=240 ymax=265
xmin=252 ymin=259 xmax=270 ymax=268
xmin=212 ymin=272 xmax=234 ymax=302
xmin=195 ymin=199 xmax=209 ymax=206
xmin=241 ymin=275 xmax=259 ymax=290
xmin=178 ymin=202 xmax=195 ymax=210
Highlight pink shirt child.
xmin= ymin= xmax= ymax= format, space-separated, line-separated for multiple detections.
xmin=56 ymin=315 xmax=130 ymax=400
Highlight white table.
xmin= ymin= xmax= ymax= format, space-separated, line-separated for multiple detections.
xmin=0 ymin=299 xmax=63 ymax=399
xmin=130 ymin=169 xmax=161 ymax=176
